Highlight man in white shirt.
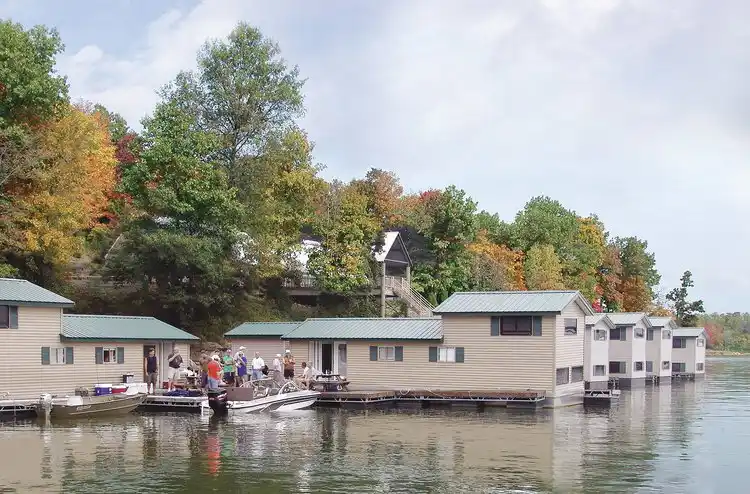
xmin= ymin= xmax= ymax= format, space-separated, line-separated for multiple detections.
xmin=272 ymin=354 xmax=284 ymax=385
xmin=299 ymin=361 xmax=313 ymax=389
xmin=251 ymin=352 xmax=265 ymax=381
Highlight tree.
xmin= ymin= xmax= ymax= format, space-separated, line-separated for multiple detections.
xmin=468 ymin=233 xmax=524 ymax=291
xmin=703 ymin=322 xmax=724 ymax=349
xmin=93 ymin=104 xmax=129 ymax=143
xmin=524 ymin=244 xmax=564 ymax=290
xmin=615 ymin=236 xmax=660 ymax=311
xmin=597 ymin=243 xmax=623 ymax=312
xmin=351 ymin=168 xmax=403 ymax=228
xmin=3 ymin=105 xmax=116 ymax=282
xmin=308 ymin=184 xmax=379 ymax=292
xmin=666 ymin=270 xmax=705 ymax=327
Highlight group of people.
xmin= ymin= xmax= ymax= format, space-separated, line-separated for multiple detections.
xmin=143 ymin=346 xmax=185 ymax=393
xmin=197 ymin=348 xmax=313 ymax=390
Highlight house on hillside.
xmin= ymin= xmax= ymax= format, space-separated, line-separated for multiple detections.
xmin=671 ymin=327 xmax=707 ymax=378
xmin=606 ymin=312 xmax=651 ymax=388
xmin=584 ymin=314 xmax=614 ymax=390
xmin=282 ymin=231 xmax=433 ymax=317
xmin=225 ymin=322 xmax=300 ymax=360
xmin=646 ymin=316 xmax=678 ymax=384
xmin=0 ymin=278 xmax=198 ymax=399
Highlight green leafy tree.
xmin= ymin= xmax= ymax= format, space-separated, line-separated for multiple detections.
xmin=666 ymin=270 xmax=705 ymax=327
xmin=614 ymin=236 xmax=660 ymax=310
xmin=524 ymin=244 xmax=565 ymax=290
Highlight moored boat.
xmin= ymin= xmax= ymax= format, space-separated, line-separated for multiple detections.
xmin=204 ymin=380 xmax=320 ymax=415
xmin=37 ymin=390 xmax=147 ymax=418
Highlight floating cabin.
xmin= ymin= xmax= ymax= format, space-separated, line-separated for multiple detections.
xmin=671 ymin=327 xmax=707 ymax=379
xmin=605 ymin=312 xmax=652 ymax=389
xmin=282 ymin=231 xmax=434 ymax=317
xmin=0 ymin=278 xmax=198 ymax=399
xmin=647 ymin=316 xmax=679 ymax=384
xmin=584 ymin=314 xmax=614 ymax=391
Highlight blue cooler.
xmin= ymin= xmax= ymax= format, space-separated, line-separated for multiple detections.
xmin=94 ymin=384 xmax=112 ymax=396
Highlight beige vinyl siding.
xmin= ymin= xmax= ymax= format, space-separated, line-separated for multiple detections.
xmin=0 ymin=306 xmax=190 ymax=399
xmin=442 ymin=314 xmax=555 ymax=392
xmin=289 ymin=340 xmax=310 ymax=375
xmin=229 ymin=338 xmax=287 ymax=362
xmin=554 ymin=302 xmax=586 ymax=397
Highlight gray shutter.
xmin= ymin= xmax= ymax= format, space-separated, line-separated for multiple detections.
xmin=490 ymin=316 xmax=500 ymax=336
xmin=532 ymin=316 xmax=542 ymax=336
xmin=9 ymin=306 xmax=18 ymax=329
xmin=95 ymin=347 xmax=104 ymax=364
xmin=369 ymin=346 xmax=378 ymax=361
xmin=428 ymin=346 xmax=438 ymax=362
xmin=455 ymin=347 xmax=465 ymax=363
xmin=622 ymin=329 xmax=627 ymax=341
xmin=394 ymin=346 xmax=403 ymax=362
xmin=117 ymin=347 xmax=125 ymax=364
xmin=41 ymin=346 xmax=50 ymax=365
xmin=65 ymin=347 xmax=74 ymax=365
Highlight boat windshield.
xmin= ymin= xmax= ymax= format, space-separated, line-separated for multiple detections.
xmin=241 ymin=378 xmax=302 ymax=398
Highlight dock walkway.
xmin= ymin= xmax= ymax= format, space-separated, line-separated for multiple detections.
xmin=315 ymin=389 xmax=546 ymax=409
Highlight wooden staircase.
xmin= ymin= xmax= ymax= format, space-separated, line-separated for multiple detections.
xmin=383 ymin=276 xmax=434 ymax=317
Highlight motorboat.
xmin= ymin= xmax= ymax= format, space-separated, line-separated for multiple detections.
xmin=37 ymin=388 xmax=147 ymax=418
xmin=204 ymin=379 xmax=320 ymax=416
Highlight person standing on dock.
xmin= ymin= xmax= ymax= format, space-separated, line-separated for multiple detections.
xmin=235 ymin=347 xmax=248 ymax=385
xmin=199 ymin=353 xmax=209 ymax=389
xmin=251 ymin=352 xmax=265 ymax=381
xmin=144 ymin=348 xmax=158 ymax=394
xmin=283 ymin=349 xmax=296 ymax=380
xmin=272 ymin=354 xmax=284 ymax=385
xmin=167 ymin=347 xmax=183 ymax=391
xmin=207 ymin=355 xmax=221 ymax=389
xmin=222 ymin=349 xmax=235 ymax=385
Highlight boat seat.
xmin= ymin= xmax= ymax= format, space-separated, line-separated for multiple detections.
xmin=225 ymin=387 xmax=255 ymax=401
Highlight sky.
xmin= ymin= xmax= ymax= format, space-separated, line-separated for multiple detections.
xmin=2 ymin=0 xmax=748 ymax=312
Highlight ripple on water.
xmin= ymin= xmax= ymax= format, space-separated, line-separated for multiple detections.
xmin=0 ymin=357 xmax=748 ymax=493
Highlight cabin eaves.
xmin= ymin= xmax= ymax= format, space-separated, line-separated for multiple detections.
xmin=432 ymin=290 xmax=594 ymax=315
xmin=61 ymin=314 xmax=199 ymax=341
xmin=0 ymin=278 xmax=74 ymax=307
xmin=606 ymin=312 xmax=653 ymax=328
xmin=585 ymin=314 xmax=615 ymax=329
xmin=282 ymin=317 xmax=443 ymax=340
xmin=225 ymin=322 xmax=301 ymax=338
xmin=673 ymin=327 xmax=706 ymax=338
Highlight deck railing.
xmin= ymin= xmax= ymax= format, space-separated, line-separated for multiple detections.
xmin=383 ymin=276 xmax=434 ymax=316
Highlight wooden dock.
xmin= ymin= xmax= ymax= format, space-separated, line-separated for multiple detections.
xmin=315 ymin=389 xmax=546 ymax=410
xmin=138 ymin=394 xmax=206 ymax=413
xmin=583 ymin=389 xmax=620 ymax=407
xmin=0 ymin=398 xmax=38 ymax=420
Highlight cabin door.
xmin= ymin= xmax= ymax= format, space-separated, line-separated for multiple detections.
xmin=335 ymin=342 xmax=347 ymax=377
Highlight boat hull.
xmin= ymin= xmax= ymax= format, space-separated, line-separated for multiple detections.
xmin=46 ymin=393 xmax=147 ymax=418
xmin=205 ymin=389 xmax=319 ymax=415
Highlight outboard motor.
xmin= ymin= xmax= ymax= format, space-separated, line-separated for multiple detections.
xmin=207 ymin=388 xmax=229 ymax=415
xmin=37 ymin=393 xmax=53 ymax=418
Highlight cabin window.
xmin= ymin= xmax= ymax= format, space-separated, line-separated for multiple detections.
xmin=610 ymin=328 xmax=627 ymax=341
xmin=377 ymin=346 xmax=395 ymax=362
xmin=697 ymin=339 xmax=705 ymax=347
xmin=571 ymin=366 xmax=584 ymax=383
xmin=696 ymin=363 xmax=704 ymax=371
xmin=672 ymin=362 xmax=686 ymax=373
xmin=645 ymin=361 xmax=653 ymax=373
xmin=593 ymin=365 xmax=607 ymax=376
xmin=104 ymin=348 xmax=118 ymax=363
xmin=53 ymin=347 xmax=69 ymax=365
xmin=556 ymin=368 xmax=569 ymax=385
xmin=0 ymin=305 xmax=18 ymax=329
xmin=662 ymin=361 xmax=670 ymax=370
xmin=439 ymin=347 xmax=455 ymax=363
xmin=646 ymin=329 xmax=654 ymax=341
xmin=429 ymin=346 xmax=464 ymax=363
xmin=564 ymin=318 xmax=578 ymax=336
xmin=634 ymin=328 xmax=645 ymax=339
xmin=498 ymin=316 xmax=543 ymax=336
xmin=634 ymin=361 xmax=644 ymax=371
xmin=662 ymin=330 xmax=672 ymax=339
xmin=594 ymin=329 xmax=607 ymax=341
xmin=609 ymin=361 xmax=626 ymax=374
xmin=42 ymin=346 xmax=73 ymax=365
xmin=96 ymin=346 xmax=125 ymax=364
xmin=672 ymin=337 xmax=687 ymax=349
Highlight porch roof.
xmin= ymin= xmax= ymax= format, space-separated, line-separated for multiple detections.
xmin=0 ymin=278 xmax=74 ymax=307
xmin=673 ymin=327 xmax=706 ymax=338
xmin=585 ymin=314 xmax=615 ymax=329
xmin=225 ymin=322 xmax=301 ymax=338
xmin=606 ymin=312 xmax=653 ymax=328
xmin=61 ymin=314 xmax=199 ymax=341
xmin=433 ymin=290 xmax=594 ymax=315
xmin=281 ymin=317 xmax=443 ymax=340
xmin=648 ymin=316 xmax=678 ymax=329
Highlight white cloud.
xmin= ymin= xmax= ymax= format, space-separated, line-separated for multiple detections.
xmin=55 ymin=0 xmax=750 ymax=311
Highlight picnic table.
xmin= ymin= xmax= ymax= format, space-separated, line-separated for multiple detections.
xmin=311 ymin=374 xmax=350 ymax=392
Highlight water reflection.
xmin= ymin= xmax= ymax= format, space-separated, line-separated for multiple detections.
xmin=0 ymin=358 xmax=747 ymax=493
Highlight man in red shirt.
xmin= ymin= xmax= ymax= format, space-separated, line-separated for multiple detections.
xmin=207 ymin=355 xmax=222 ymax=389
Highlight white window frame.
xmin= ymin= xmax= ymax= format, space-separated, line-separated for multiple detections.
xmin=594 ymin=329 xmax=607 ymax=341
xmin=571 ymin=366 xmax=584 ymax=382
xmin=377 ymin=346 xmax=395 ymax=362
xmin=634 ymin=361 xmax=644 ymax=371
xmin=564 ymin=318 xmax=578 ymax=336
xmin=52 ymin=347 xmax=67 ymax=365
xmin=634 ymin=327 xmax=645 ymax=339
xmin=438 ymin=347 xmax=456 ymax=363
xmin=103 ymin=347 xmax=118 ymax=364
xmin=556 ymin=367 xmax=569 ymax=385
xmin=662 ymin=361 xmax=670 ymax=370
xmin=593 ymin=365 xmax=607 ymax=376
xmin=697 ymin=339 xmax=705 ymax=347
xmin=696 ymin=362 xmax=704 ymax=371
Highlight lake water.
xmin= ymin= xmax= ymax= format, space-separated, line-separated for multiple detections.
xmin=0 ymin=357 xmax=747 ymax=493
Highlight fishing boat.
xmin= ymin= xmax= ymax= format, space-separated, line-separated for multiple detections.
xmin=37 ymin=390 xmax=147 ymax=418
xmin=204 ymin=379 xmax=320 ymax=415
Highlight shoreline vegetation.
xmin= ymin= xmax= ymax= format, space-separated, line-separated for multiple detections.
xmin=707 ymin=350 xmax=750 ymax=357
xmin=0 ymin=20 xmax=746 ymax=345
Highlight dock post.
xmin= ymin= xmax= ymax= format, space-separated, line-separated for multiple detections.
xmin=380 ymin=261 xmax=386 ymax=318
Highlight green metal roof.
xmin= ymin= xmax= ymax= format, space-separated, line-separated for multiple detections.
xmin=61 ymin=314 xmax=199 ymax=341
xmin=0 ymin=278 xmax=74 ymax=307
xmin=606 ymin=312 xmax=652 ymax=327
xmin=282 ymin=317 xmax=443 ymax=340
xmin=673 ymin=327 xmax=706 ymax=338
xmin=225 ymin=322 xmax=301 ymax=338
xmin=585 ymin=314 xmax=615 ymax=329
xmin=648 ymin=316 xmax=678 ymax=329
xmin=433 ymin=290 xmax=593 ymax=315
